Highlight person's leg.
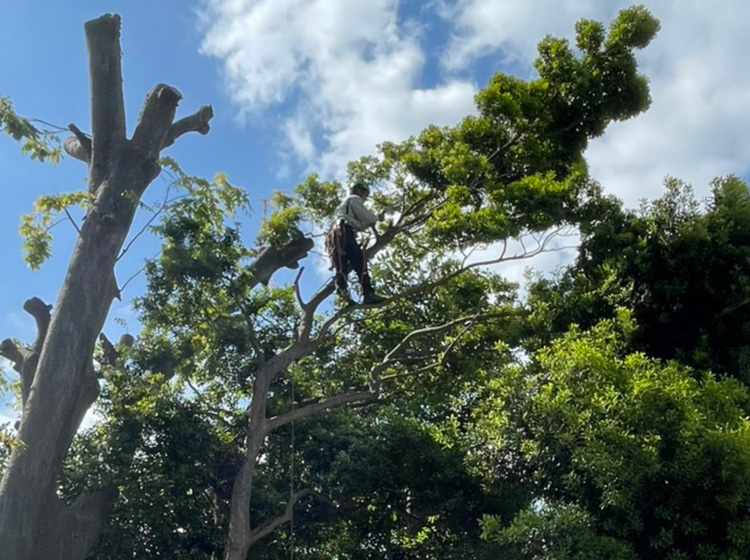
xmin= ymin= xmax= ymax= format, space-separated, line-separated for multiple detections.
xmin=345 ymin=231 xmax=385 ymax=304
xmin=327 ymin=224 xmax=352 ymax=300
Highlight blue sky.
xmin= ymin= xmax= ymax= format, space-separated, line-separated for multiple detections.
xmin=2 ymin=0 xmax=750 ymax=422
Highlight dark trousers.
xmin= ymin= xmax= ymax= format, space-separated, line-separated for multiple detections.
xmin=329 ymin=222 xmax=372 ymax=293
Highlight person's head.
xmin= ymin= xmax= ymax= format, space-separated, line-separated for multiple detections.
xmin=350 ymin=181 xmax=370 ymax=200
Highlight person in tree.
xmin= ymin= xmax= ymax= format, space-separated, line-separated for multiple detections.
xmin=326 ymin=181 xmax=387 ymax=305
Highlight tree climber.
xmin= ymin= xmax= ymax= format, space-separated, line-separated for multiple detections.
xmin=326 ymin=181 xmax=387 ymax=305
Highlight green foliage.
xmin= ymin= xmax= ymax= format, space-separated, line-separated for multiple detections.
xmin=606 ymin=5 xmax=662 ymax=49
xmin=0 ymin=94 xmax=61 ymax=163
xmin=61 ymin=367 xmax=235 ymax=560
xmin=16 ymin=157 xmax=247 ymax=270
xmin=530 ymin=175 xmax=750 ymax=381
xmin=256 ymin=190 xmax=304 ymax=249
xmin=482 ymin=504 xmax=636 ymax=560
xmin=47 ymin=7 xmax=676 ymax=560
xmin=243 ymin=6 xmax=659 ymax=254
xmin=19 ymin=190 xmax=92 ymax=269
xmin=247 ymin=410 xmax=504 ymax=560
xmin=294 ymin=174 xmax=342 ymax=222
xmin=480 ymin=315 xmax=750 ymax=559
xmin=160 ymin=157 xmax=249 ymax=230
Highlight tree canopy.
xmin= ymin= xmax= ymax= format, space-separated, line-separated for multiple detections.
xmin=5 ymin=6 xmax=750 ymax=560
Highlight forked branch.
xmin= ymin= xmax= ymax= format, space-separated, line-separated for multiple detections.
xmin=132 ymin=84 xmax=182 ymax=158
xmin=265 ymin=390 xmax=376 ymax=433
xmin=248 ymin=489 xmax=314 ymax=547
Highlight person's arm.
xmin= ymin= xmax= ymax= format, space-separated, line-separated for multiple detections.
xmin=349 ymin=196 xmax=380 ymax=229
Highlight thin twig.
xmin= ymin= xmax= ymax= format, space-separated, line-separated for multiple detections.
xmin=45 ymin=218 xmax=67 ymax=232
xmin=25 ymin=117 xmax=69 ymax=133
xmin=62 ymin=206 xmax=81 ymax=235
xmin=368 ymin=311 xmax=507 ymax=389
xmin=119 ymin=265 xmax=146 ymax=295
xmin=117 ymin=181 xmax=176 ymax=262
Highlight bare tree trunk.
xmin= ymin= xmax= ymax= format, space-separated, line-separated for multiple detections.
xmin=0 ymin=14 xmax=213 ymax=559
xmin=223 ymin=365 xmax=272 ymax=560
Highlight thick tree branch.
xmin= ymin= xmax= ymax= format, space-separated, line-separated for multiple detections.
xmin=0 ymin=13 xmax=221 ymax=559
xmin=265 ymin=390 xmax=376 ymax=433
xmin=296 ymin=213 xmax=437 ymax=342
xmin=20 ymin=298 xmax=52 ymax=406
xmin=98 ymin=333 xmax=117 ymax=367
xmin=298 ymin=280 xmax=335 ymax=340
xmin=46 ymin=485 xmax=118 ymax=560
xmin=303 ymin=227 xmax=562 ymax=353
xmin=85 ymin=14 xmax=126 ymax=190
xmin=162 ymin=105 xmax=213 ymax=149
xmin=0 ymin=340 xmax=26 ymax=373
xmin=246 ymin=236 xmax=314 ymax=288
xmin=293 ymin=267 xmax=307 ymax=309
xmin=247 ymin=489 xmax=313 ymax=547
xmin=63 ymin=124 xmax=92 ymax=164
xmin=131 ymin=84 xmax=182 ymax=157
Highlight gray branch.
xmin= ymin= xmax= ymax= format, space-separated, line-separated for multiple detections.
xmin=265 ymin=390 xmax=376 ymax=433
xmin=131 ymin=84 xmax=183 ymax=157
xmin=246 ymin=236 xmax=314 ymax=288
xmin=20 ymin=297 xmax=52 ymax=406
xmin=98 ymin=333 xmax=117 ymax=367
xmin=368 ymin=312 xmax=506 ymax=390
xmin=162 ymin=105 xmax=213 ymax=149
xmin=63 ymin=124 xmax=92 ymax=164
xmin=85 ymin=14 xmax=126 ymax=190
xmin=248 ymin=489 xmax=313 ymax=547
xmin=0 ymin=340 xmax=26 ymax=373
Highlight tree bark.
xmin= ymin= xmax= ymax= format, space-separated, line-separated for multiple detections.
xmin=0 ymin=13 xmax=213 ymax=559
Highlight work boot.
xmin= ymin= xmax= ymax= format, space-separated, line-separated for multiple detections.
xmin=360 ymin=274 xmax=386 ymax=305
xmin=362 ymin=290 xmax=386 ymax=305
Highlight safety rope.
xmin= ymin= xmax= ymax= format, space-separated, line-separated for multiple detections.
xmin=289 ymin=377 xmax=296 ymax=560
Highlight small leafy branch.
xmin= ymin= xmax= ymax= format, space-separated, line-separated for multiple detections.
xmin=0 ymin=94 xmax=62 ymax=163
xmin=18 ymin=157 xmax=249 ymax=271
xmin=20 ymin=191 xmax=93 ymax=269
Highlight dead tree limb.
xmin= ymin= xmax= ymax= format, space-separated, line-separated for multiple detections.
xmin=19 ymin=297 xmax=52 ymax=407
xmin=162 ymin=105 xmax=213 ymax=149
xmin=0 ymin=13 xmax=216 ymax=560
xmin=63 ymin=124 xmax=92 ymax=164
xmin=246 ymin=236 xmax=315 ymax=288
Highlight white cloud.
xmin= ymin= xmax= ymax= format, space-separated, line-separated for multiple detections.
xmin=201 ymin=0 xmax=750 ymax=210
xmin=439 ymin=0 xmax=750 ymax=205
xmin=586 ymin=0 xmax=750 ymax=205
xmin=200 ymin=0 xmax=477 ymax=178
xmin=284 ymin=116 xmax=316 ymax=162
xmin=440 ymin=0 xmax=614 ymax=72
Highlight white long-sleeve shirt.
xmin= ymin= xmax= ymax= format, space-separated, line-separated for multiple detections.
xmin=333 ymin=194 xmax=379 ymax=231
